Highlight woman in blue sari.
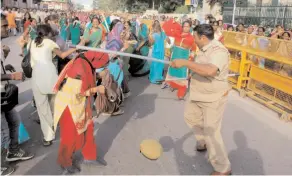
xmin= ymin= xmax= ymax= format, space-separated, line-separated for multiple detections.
xmin=149 ymin=20 xmax=170 ymax=84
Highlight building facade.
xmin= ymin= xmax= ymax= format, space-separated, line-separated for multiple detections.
xmin=1 ymin=0 xmax=72 ymax=10
xmin=222 ymin=0 xmax=292 ymax=28
xmin=40 ymin=0 xmax=72 ymax=10
xmin=1 ymin=0 xmax=37 ymax=9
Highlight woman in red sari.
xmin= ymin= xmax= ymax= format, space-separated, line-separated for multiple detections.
xmin=23 ymin=12 xmax=32 ymax=31
xmin=165 ymin=21 xmax=197 ymax=100
xmin=53 ymin=51 xmax=109 ymax=174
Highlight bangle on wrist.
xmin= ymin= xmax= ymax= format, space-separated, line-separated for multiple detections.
xmin=10 ymin=74 xmax=15 ymax=80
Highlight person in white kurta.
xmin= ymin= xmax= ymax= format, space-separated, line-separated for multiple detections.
xmin=29 ymin=38 xmax=59 ymax=145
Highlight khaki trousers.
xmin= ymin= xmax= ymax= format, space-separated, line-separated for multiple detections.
xmin=184 ymin=95 xmax=231 ymax=173
xmin=32 ymin=84 xmax=56 ymax=142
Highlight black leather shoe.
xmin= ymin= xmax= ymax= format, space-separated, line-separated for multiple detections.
xmin=196 ymin=144 xmax=207 ymax=152
xmin=43 ymin=139 xmax=53 ymax=147
xmin=61 ymin=165 xmax=80 ymax=175
xmin=83 ymin=157 xmax=107 ymax=166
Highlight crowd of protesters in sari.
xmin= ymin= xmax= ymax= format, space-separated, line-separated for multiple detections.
xmin=1 ymin=6 xmax=292 ymax=175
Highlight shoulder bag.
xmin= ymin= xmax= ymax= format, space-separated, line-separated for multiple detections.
xmin=21 ymin=41 xmax=33 ymax=78
xmin=1 ymin=61 xmax=19 ymax=112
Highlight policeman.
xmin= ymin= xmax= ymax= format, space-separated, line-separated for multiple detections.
xmin=170 ymin=24 xmax=231 ymax=175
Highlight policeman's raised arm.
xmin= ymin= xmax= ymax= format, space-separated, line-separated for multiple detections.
xmin=170 ymin=24 xmax=223 ymax=77
xmin=170 ymin=59 xmax=218 ymax=77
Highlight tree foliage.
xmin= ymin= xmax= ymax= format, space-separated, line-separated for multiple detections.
xmin=158 ymin=0 xmax=183 ymax=13
xmin=92 ymin=0 xmax=184 ymax=13
xmin=95 ymin=0 xmax=127 ymax=11
xmin=92 ymin=0 xmax=98 ymax=10
xmin=129 ymin=1 xmax=149 ymax=13
xmin=32 ymin=0 xmax=42 ymax=4
xmin=206 ymin=0 xmax=226 ymax=7
xmin=75 ymin=3 xmax=84 ymax=10
xmin=174 ymin=5 xmax=189 ymax=14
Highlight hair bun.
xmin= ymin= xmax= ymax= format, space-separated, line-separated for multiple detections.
xmin=38 ymin=31 xmax=44 ymax=36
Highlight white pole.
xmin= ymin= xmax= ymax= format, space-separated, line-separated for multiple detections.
xmin=165 ymin=73 xmax=238 ymax=81
xmin=102 ymin=14 xmax=109 ymax=32
xmin=232 ymin=0 xmax=237 ymax=25
xmin=72 ymin=45 xmax=171 ymax=65
xmin=71 ymin=45 xmax=240 ymax=77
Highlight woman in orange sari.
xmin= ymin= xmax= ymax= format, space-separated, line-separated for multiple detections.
xmin=6 ymin=8 xmax=17 ymax=36
xmin=53 ymin=51 xmax=109 ymax=174
xmin=166 ymin=21 xmax=196 ymax=100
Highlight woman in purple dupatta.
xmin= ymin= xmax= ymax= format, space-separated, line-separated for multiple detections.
xmin=104 ymin=20 xmax=131 ymax=98
xmin=106 ymin=20 xmax=124 ymax=51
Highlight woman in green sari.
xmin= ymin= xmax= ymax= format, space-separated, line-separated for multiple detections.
xmin=69 ymin=17 xmax=81 ymax=45
xmin=19 ymin=18 xmax=37 ymax=56
xmin=128 ymin=23 xmax=151 ymax=77
xmin=120 ymin=21 xmax=137 ymax=79
xmin=137 ymin=23 xmax=149 ymax=56
xmin=166 ymin=21 xmax=197 ymax=100
xmin=28 ymin=18 xmax=37 ymax=41
xmin=83 ymin=17 xmax=102 ymax=48
xmin=59 ymin=13 xmax=68 ymax=41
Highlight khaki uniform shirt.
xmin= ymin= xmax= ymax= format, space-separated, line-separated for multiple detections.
xmin=189 ymin=40 xmax=230 ymax=102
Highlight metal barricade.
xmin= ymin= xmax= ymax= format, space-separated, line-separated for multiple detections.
xmin=223 ymin=31 xmax=292 ymax=121
xmin=137 ymin=20 xmax=292 ymax=120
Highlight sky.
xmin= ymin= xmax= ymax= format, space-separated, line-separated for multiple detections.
xmin=72 ymin=0 xmax=92 ymax=6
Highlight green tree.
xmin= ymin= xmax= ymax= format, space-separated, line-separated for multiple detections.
xmin=129 ymin=1 xmax=149 ymax=13
xmin=32 ymin=0 xmax=42 ymax=4
xmin=75 ymin=3 xmax=84 ymax=10
xmin=157 ymin=0 xmax=183 ymax=13
xmin=174 ymin=5 xmax=189 ymax=14
xmin=206 ymin=0 xmax=226 ymax=7
xmin=96 ymin=0 xmax=126 ymax=11
xmin=92 ymin=0 xmax=98 ymax=10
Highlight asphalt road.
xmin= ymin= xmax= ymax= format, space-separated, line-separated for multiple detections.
xmin=1 ymin=35 xmax=292 ymax=175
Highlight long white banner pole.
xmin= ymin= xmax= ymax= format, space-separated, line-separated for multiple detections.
xmin=102 ymin=14 xmax=109 ymax=32
xmin=71 ymin=45 xmax=239 ymax=77
xmin=72 ymin=45 xmax=171 ymax=65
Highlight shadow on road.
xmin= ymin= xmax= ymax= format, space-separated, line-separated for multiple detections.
xmin=229 ymin=131 xmax=265 ymax=175
xmin=160 ymin=129 xmax=265 ymax=175
xmin=95 ymin=76 xmax=153 ymax=159
xmin=24 ymin=143 xmax=63 ymax=175
xmin=17 ymin=89 xmax=61 ymax=158
xmin=13 ymin=75 xmax=152 ymax=174
xmin=18 ymin=89 xmax=33 ymax=105
xmin=159 ymin=132 xmax=212 ymax=175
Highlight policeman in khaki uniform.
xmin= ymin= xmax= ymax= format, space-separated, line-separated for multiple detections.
xmin=171 ymin=24 xmax=231 ymax=175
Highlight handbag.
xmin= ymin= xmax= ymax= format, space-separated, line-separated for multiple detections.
xmin=56 ymin=55 xmax=71 ymax=74
xmin=128 ymin=50 xmax=145 ymax=74
xmin=21 ymin=41 xmax=33 ymax=78
xmin=1 ymin=61 xmax=19 ymax=112
xmin=1 ymin=116 xmax=30 ymax=149
xmin=18 ymin=121 xmax=30 ymax=144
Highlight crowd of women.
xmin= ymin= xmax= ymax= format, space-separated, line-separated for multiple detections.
xmin=7 ymin=8 xmax=201 ymax=175
xmin=1 ymin=6 xmax=291 ymax=175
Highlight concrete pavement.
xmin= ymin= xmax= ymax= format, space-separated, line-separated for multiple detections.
xmin=1 ymin=36 xmax=292 ymax=175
